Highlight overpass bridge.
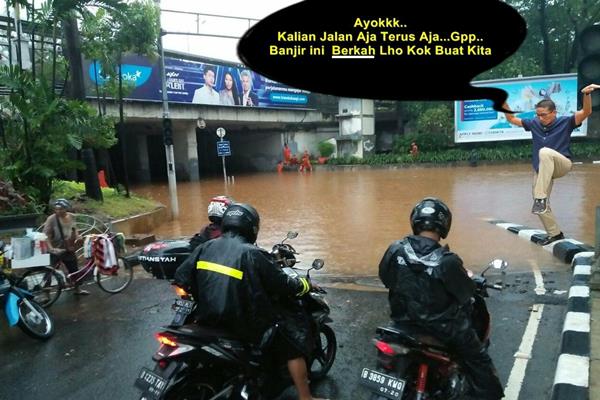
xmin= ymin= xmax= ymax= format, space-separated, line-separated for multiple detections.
xmin=96 ymin=97 xmax=377 ymax=183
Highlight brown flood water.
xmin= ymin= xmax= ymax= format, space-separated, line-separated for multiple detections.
xmin=134 ymin=164 xmax=600 ymax=276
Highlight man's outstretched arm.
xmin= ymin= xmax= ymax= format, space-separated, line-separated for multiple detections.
xmin=575 ymin=83 xmax=600 ymax=126
xmin=502 ymin=102 xmax=523 ymax=127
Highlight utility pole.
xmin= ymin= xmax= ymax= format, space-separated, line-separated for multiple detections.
xmin=155 ymin=0 xmax=179 ymax=219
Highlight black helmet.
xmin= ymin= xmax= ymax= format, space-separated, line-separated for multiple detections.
xmin=222 ymin=203 xmax=260 ymax=243
xmin=410 ymin=197 xmax=452 ymax=239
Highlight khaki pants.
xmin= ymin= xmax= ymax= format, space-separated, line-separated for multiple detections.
xmin=532 ymin=147 xmax=572 ymax=237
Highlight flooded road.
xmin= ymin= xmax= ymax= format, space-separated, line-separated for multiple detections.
xmin=134 ymin=163 xmax=600 ymax=276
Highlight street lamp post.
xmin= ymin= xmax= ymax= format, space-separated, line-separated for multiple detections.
xmin=156 ymin=0 xmax=179 ymax=219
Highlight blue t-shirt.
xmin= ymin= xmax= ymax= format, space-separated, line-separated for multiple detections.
xmin=522 ymin=115 xmax=578 ymax=172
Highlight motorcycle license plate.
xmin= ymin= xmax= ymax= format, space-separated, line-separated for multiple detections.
xmin=360 ymin=367 xmax=405 ymax=399
xmin=171 ymin=299 xmax=195 ymax=327
xmin=135 ymin=367 xmax=168 ymax=400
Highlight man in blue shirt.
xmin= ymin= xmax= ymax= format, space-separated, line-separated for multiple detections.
xmin=503 ymin=83 xmax=599 ymax=245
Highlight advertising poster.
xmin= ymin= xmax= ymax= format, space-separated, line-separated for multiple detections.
xmin=83 ymin=54 xmax=312 ymax=109
xmin=454 ymin=74 xmax=587 ymax=143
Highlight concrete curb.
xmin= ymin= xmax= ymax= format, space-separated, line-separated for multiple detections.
xmin=487 ymin=220 xmax=592 ymax=263
xmin=551 ymin=252 xmax=593 ymax=400
xmin=488 ymin=220 xmax=592 ymax=399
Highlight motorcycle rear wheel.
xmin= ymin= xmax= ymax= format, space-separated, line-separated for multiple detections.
xmin=17 ymin=298 xmax=55 ymax=340
xmin=309 ymin=324 xmax=337 ymax=380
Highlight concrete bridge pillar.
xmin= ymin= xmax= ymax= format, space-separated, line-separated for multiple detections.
xmin=336 ymin=98 xmax=375 ymax=159
xmin=136 ymin=133 xmax=151 ymax=182
xmin=186 ymin=123 xmax=199 ymax=181
xmin=171 ymin=121 xmax=200 ymax=181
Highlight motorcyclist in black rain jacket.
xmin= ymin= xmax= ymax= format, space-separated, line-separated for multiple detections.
xmin=379 ymin=197 xmax=504 ymax=400
xmin=174 ymin=203 xmax=327 ymax=400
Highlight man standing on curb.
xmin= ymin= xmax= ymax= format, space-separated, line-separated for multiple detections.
xmin=503 ymin=83 xmax=599 ymax=245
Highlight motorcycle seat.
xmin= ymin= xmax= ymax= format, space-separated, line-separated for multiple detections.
xmin=376 ymin=325 xmax=447 ymax=350
xmin=165 ymin=324 xmax=244 ymax=342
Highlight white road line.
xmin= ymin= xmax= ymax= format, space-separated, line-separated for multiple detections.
xmin=529 ymin=259 xmax=546 ymax=295
xmin=504 ymin=304 xmax=544 ymax=400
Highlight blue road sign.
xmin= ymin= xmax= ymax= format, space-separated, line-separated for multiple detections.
xmin=217 ymin=140 xmax=231 ymax=157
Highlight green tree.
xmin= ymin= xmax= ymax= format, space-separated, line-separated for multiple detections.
xmin=0 ymin=66 xmax=117 ymax=205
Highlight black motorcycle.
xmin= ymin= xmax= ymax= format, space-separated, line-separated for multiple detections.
xmin=135 ymin=232 xmax=337 ymax=400
xmin=135 ymin=239 xmax=191 ymax=280
xmin=360 ymin=259 xmax=507 ymax=400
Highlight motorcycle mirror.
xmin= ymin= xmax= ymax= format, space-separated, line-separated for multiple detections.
xmin=282 ymin=231 xmax=298 ymax=244
xmin=312 ymin=259 xmax=325 ymax=270
xmin=491 ymin=259 xmax=508 ymax=270
xmin=481 ymin=259 xmax=509 ymax=277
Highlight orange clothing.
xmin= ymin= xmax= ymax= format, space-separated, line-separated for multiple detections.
xmin=283 ymin=146 xmax=292 ymax=164
xmin=299 ymin=154 xmax=312 ymax=172
xmin=98 ymin=170 xmax=109 ymax=188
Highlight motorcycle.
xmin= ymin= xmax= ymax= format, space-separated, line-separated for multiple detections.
xmin=135 ymin=232 xmax=337 ymax=400
xmin=360 ymin=259 xmax=508 ymax=400
xmin=0 ymin=241 xmax=55 ymax=340
xmin=135 ymin=239 xmax=191 ymax=280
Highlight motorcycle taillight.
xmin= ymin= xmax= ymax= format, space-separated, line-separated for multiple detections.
xmin=173 ymin=285 xmax=188 ymax=297
xmin=373 ymin=339 xmax=410 ymax=356
xmin=375 ymin=340 xmax=396 ymax=356
xmin=155 ymin=333 xmax=178 ymax=348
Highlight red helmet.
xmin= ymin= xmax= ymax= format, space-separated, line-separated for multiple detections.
xmin=207 ymin=195 xmax=234 ymax=222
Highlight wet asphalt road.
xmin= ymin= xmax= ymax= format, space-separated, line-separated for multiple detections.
xmin=0 ymin=265 xmax=573 ymax=400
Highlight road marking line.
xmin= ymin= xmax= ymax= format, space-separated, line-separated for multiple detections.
xmin=504 ymin=304 xmax=544 ymax=400
xmin=529 ymin=259 xmax=546 ymax=295
xmin=554 ymin=354 xmax=590 ymax=386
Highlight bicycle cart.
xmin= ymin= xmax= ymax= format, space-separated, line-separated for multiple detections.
xmin=10 ymin=214 xmax=133 ymax=307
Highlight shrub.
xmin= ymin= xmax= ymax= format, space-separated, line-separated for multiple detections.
xmin=318 ymin=141 xmax=335 ymax=158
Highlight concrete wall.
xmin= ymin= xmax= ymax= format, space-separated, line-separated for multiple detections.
xmin=95 ymin=100 xmax=331 ymax=125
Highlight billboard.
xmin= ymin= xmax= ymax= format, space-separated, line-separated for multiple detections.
xmin=454 ymin=74 xmax=587 ymax=143
xmin=83 ymin=54 xmax=312 ymax=109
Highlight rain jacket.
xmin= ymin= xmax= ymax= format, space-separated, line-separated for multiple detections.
xmin=174 ymin=232 xmax=312 ymax=345
xmin=379 ymin=235 xmax=474 ymax=324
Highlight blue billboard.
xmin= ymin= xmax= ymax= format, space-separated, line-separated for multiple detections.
xmin=84 ymin=54 xmax=312 ymax=109
xmin=454 ymin=74 xmax=587 ymax=143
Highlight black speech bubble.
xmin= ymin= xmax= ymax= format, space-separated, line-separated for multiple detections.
xmin=238 ymin=0 xmax=526 ymax=111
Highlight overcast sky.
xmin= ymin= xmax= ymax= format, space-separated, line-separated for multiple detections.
xmin=160 ymin=0 xmax=301 ymax=63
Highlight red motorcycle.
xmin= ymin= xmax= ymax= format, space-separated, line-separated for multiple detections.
xmin=360 ymin=259 xmax=507 ymax=400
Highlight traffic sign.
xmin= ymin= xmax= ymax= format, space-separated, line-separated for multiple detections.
xmin=217 ymin=140 xmax=231 ymax=157
xmin=216 ymin=127 xmax=226 ymax=138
